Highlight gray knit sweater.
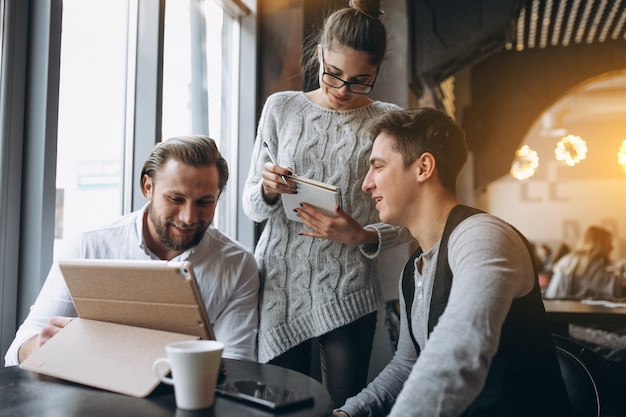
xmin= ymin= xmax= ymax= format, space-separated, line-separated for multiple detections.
xmin=243 ymin=91 xmax=408 ymax=363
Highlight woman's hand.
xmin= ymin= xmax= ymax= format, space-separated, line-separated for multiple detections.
xmin=295 ymin=203 xmax=378 ymax=246
xmin=261 ymin=162 xmax=295 ymax=203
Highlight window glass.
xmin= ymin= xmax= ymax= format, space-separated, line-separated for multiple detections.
xmin=163 ymin=0 xmax=226 ymax=140
xmin=163 ymin=0 xmax=237 ymax=235
xmin=54 ymin=0 xmax=129 ymax=257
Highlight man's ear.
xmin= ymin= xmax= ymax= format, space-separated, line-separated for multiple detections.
xmin=141 ymin=174 xmax=152 ymax=198
xmin=415 ymin=153 xmax=436 ymax=183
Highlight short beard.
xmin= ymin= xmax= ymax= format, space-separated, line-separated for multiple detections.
xmin=148 ymin=204 xmax=208 ymax=253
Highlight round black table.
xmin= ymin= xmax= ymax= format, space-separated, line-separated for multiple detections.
xmin=0 ymin=358 xmax=334 ymax=417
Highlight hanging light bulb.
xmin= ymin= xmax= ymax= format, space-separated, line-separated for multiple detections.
xmin=617 ymin=140 xmax=626 ymax=173
xmin=555 ymin=134 xmax=587 ymax=166
xmin=510 ymin=145 xmax=539 ymax=180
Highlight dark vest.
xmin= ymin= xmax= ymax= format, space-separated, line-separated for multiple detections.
xmin=402 ymin=205 xmax=572 ymax=416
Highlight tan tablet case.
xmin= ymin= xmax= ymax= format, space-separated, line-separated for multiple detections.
xmin=20 ymin=259 xmax=215 ymax=397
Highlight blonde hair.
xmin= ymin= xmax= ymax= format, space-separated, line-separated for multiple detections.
xmin=572 ymin=226 xmax=613 ymax=275
xmin=320 ymin=0 xmax=386 ymax=64
xmin=302 ymin=0 xmax=387 ymax=84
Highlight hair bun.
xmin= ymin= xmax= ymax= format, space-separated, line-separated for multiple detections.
xmin=349 ymin=0 xmax=383 ymax=20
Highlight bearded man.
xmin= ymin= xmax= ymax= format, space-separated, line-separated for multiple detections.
xmin=5 ymin=135 xmax=259 ymax=366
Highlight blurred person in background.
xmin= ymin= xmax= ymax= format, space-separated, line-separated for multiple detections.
xmin=544 ymin=226 xmax=623 ymax=299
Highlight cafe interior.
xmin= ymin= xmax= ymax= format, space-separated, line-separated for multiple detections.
xmin=265 ymin=1 xmax=626 ymax=408
xmin=2 ymin=0 xmax=626 ymax=415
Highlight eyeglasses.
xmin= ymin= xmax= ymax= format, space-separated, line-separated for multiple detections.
xmin=320 ymin=50 xmax=378 ymax=95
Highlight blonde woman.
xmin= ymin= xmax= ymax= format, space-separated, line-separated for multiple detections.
xmin=545 ymin=225 xmax=623 ymax=299
xmin=242 ymin=0 xmax=412 ymax=405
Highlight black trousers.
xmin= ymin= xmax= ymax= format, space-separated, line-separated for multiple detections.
xmin=269 ymin=311 xmax=377 ymax=407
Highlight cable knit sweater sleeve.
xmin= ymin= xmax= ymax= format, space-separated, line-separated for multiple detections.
xmin=361 ymin=222 xmax=414 ymax=258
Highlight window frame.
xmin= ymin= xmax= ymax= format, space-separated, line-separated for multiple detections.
xmin=0 ymin=0 xmax=62 ymax=367
xmin=0 ymin=0 xmax=27 ymax=366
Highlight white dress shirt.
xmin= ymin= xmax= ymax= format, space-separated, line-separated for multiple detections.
xmin=4 ymin=204 xmax=259 ymax=366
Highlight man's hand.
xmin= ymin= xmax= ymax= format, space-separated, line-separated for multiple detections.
xmin=17 ymin=316 xmax=74 ymax=363
xmin=332 ymin=410 xmax=350 ymax=417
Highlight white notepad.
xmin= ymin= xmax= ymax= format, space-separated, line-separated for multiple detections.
xmin=281 ymin=175 xmax=342 ymax=222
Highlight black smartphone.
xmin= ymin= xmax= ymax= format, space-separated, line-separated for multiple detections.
xmin=216 ymin=379 xmax=314 ymax=411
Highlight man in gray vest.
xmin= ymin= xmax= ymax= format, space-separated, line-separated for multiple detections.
xmin=333 ymin=108 xmax=571 ymax=416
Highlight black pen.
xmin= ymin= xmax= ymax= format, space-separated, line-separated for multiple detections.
xmin=262 ymin=141 xmax=288 ymax=184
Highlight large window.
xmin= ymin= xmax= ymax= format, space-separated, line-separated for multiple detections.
xmin=162 ymin=0 xmax=242 ymax=236
xmin=53 ymin=0 xmax=250 ymax=256
xmin=0 ymin=0 xmax=257 ymax=366
xmin=54 ymin=0 xmax=130 ymax=258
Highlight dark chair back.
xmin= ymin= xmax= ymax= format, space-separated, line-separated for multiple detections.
xmin=555 ymin=345 xmax=601 ymax=417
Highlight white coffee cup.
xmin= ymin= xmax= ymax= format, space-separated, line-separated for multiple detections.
xmin=152 ymin=340 xmax=224 ymax=410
